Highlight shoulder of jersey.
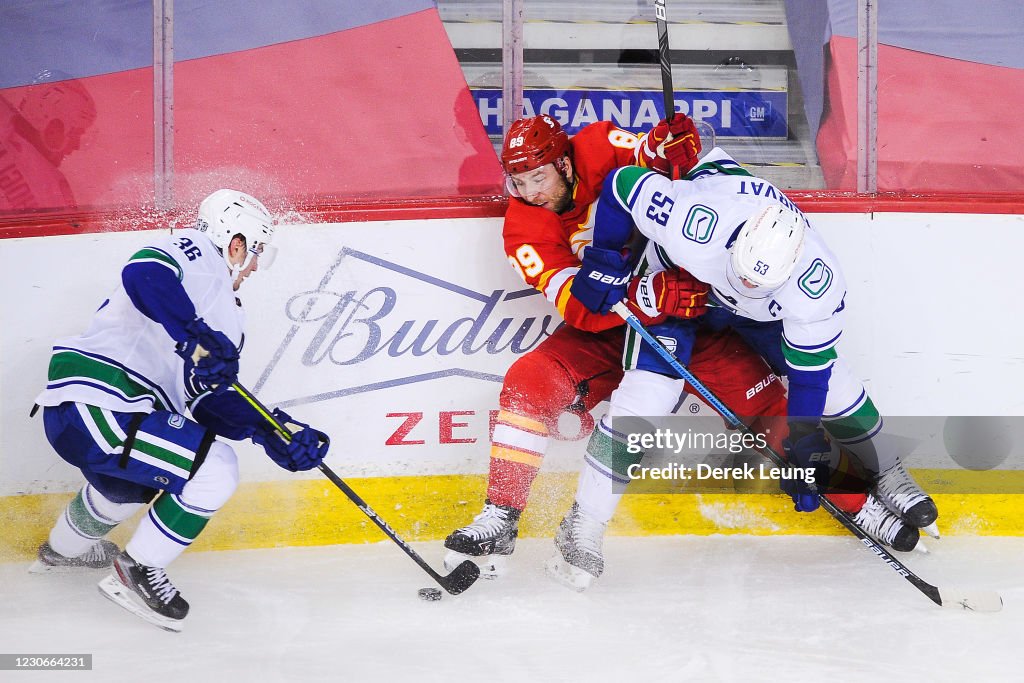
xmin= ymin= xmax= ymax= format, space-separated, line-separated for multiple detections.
xmin=781 ymin=239 xmax=845 ymax=306
xmin=572 ymin=121 xmax=618 ymax=144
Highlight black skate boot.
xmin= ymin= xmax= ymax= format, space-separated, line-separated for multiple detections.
xmin=853 ymin=493 xmax=919 ymax=552
xmin=29 ymin=540 xmax=120 ymax=574
xmin=443 ymin=500 xmax=521 ymax=579
xmin=98 ymin=551 xmax=189 ymax=632
xmin=544 ymin=503 xmax=607 ymax=592
xmin=873 ymin=461 xmax=938 ymax=530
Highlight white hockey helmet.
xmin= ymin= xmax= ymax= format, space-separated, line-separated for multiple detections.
xmin=729 ymin=204 xmax=806 ymax=290
xmin=196 ymin=189 xmax=277 ymax=275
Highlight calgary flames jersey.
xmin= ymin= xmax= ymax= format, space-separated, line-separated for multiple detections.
xmin=503 ymin=122 xmax=644 ymax=332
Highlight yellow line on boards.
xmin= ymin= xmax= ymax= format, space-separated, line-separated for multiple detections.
xmin=2 ymin=473 xmax=1021 ymax=562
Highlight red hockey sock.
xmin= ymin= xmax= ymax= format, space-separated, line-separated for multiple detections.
xmin=486 ymin=410 xmax=549 ymax=510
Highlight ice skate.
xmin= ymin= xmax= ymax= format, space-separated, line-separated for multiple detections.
xmin=28 ymin=540 xmax=120 ymax=574
xmin=873 ymin=461 xmax=938 ymax=529
xmin=443 ymin=500 xmax=521 ymax=579
xmin=98 ymin=551 xmax=189 ymax=632
xmin=544 ymin=503 xmax=607 ymax=592
xmin=853 ymin=493 xmax=919 ymax=552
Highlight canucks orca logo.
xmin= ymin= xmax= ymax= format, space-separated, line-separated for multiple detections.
xmin=798 ymin=259 xmax=833 ymax=299
xmin=682 ymin=205 xmax=717 ymax=243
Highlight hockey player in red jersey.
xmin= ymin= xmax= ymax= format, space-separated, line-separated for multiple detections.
xmin=443 ymin=114 xmax=790 ymax=582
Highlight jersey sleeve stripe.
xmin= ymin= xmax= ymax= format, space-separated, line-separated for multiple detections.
xmin=128 ymin=247 xmax=183 ymax=281
xmin=823 ymin=389 xmax=868 ymax=420
xmin=610 ymin=166 xmax=657 ymax=210
xmin=685 ymin=160 xmax=754 ymax=180
xmin=555 ymin=277 xmax=575 ymax=314
xmin=782 ymin=342 xmax=838 ymax=372
xmin=536 ymin=268 xmax=559 ymax=294
xmin=782 ymin=330 xmax=842 ymax=353
xmin=611 ymin=167 xmax=636 ymax=207
xmin=546 ymin=267 xmax=579 ymax=305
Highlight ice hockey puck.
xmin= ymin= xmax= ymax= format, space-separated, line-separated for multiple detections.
xmin=418 ymin=587 xmax=443 ymax=601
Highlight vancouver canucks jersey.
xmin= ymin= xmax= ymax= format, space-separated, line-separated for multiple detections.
xmin=36 ymin=228 xmax=245 ymax=414
xmin=596 ymin=148 xmax=847 ymax=378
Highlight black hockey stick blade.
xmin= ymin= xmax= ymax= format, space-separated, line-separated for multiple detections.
xmin=437 ymin=560 xmax=480 ymax=595
xmin=318 ymin=464 xmax=482 ymax=595
xmin=230 ymin=382 xmax=482 ymax=596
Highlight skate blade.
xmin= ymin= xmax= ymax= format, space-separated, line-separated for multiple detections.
xmin=443 ymin=550 xmax=508 ymax=580
xmin=97 ymin=575 xmax=184 ymax=633
xmin=28 ymin=560 xmax=111 ymax=574
xmin=921 ymin=522 xmax=940 ymax=539
xmin=543 ymin=554 xmax=596 ymax=593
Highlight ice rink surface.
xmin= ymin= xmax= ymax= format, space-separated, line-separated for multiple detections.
xmin=2 ymin=535 xmax=1021 ymax=682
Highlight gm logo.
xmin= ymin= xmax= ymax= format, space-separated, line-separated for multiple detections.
xmin=798 ymin=259 xmax=833 ymax=299
xmin=168 ymin=414 xmax=186 ymax=429
xmin=682 ymin=205 xmax=717 ymax=243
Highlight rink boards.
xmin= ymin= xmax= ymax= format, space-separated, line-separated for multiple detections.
xmin=2 ymin=212 xmax=1023 ymax=560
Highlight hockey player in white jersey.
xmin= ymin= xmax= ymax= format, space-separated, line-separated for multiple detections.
xmin=31 ymin=190 xmax=331 ymax=631
xmin=566 ymin=149 xmax=937 ymax=561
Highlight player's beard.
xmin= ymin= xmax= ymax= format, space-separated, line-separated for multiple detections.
xmin=550 ymin=172 xmax=574 ymax=214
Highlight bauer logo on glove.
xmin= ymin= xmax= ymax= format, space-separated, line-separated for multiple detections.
xmin=570 ymin=246 xmax=634 ymax=314
xmin=587 ymin=271 xmax=631 ymax=285
xmin=625 ymin=270 xmax=708 ymax=326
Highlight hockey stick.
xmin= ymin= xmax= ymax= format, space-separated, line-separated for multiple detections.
xmin=230 ymin=381 xmax=481 ymax=595
xmin=654 ymin=0 xmax=675 ymax=125
xmin=612 ymin=302 xmax=1003 ymax=612
xmin=653 ymin=0 xmax=715 ymax=169
xmin=653 ymin=0 xmax=680 ymax=181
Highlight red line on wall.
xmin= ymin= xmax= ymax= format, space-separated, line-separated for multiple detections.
xmin=1 ymin=192 xmax=1021 ymax=240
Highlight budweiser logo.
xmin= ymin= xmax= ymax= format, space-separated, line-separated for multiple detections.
xmin=255 ymin=247 xmax=561 ymax=409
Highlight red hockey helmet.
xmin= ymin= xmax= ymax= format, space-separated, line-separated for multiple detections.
xmin=500 ymin=115 xmax=570 ymax=175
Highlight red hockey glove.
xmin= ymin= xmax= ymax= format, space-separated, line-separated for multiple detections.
xmin=637 ymin=115 xmax=702 ymax=178
xmin=626 ymin=270 xmax=708 ymax=325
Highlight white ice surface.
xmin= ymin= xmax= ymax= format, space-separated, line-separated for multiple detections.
xmin=1 ymin=535 xmax=1021 ymax=682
